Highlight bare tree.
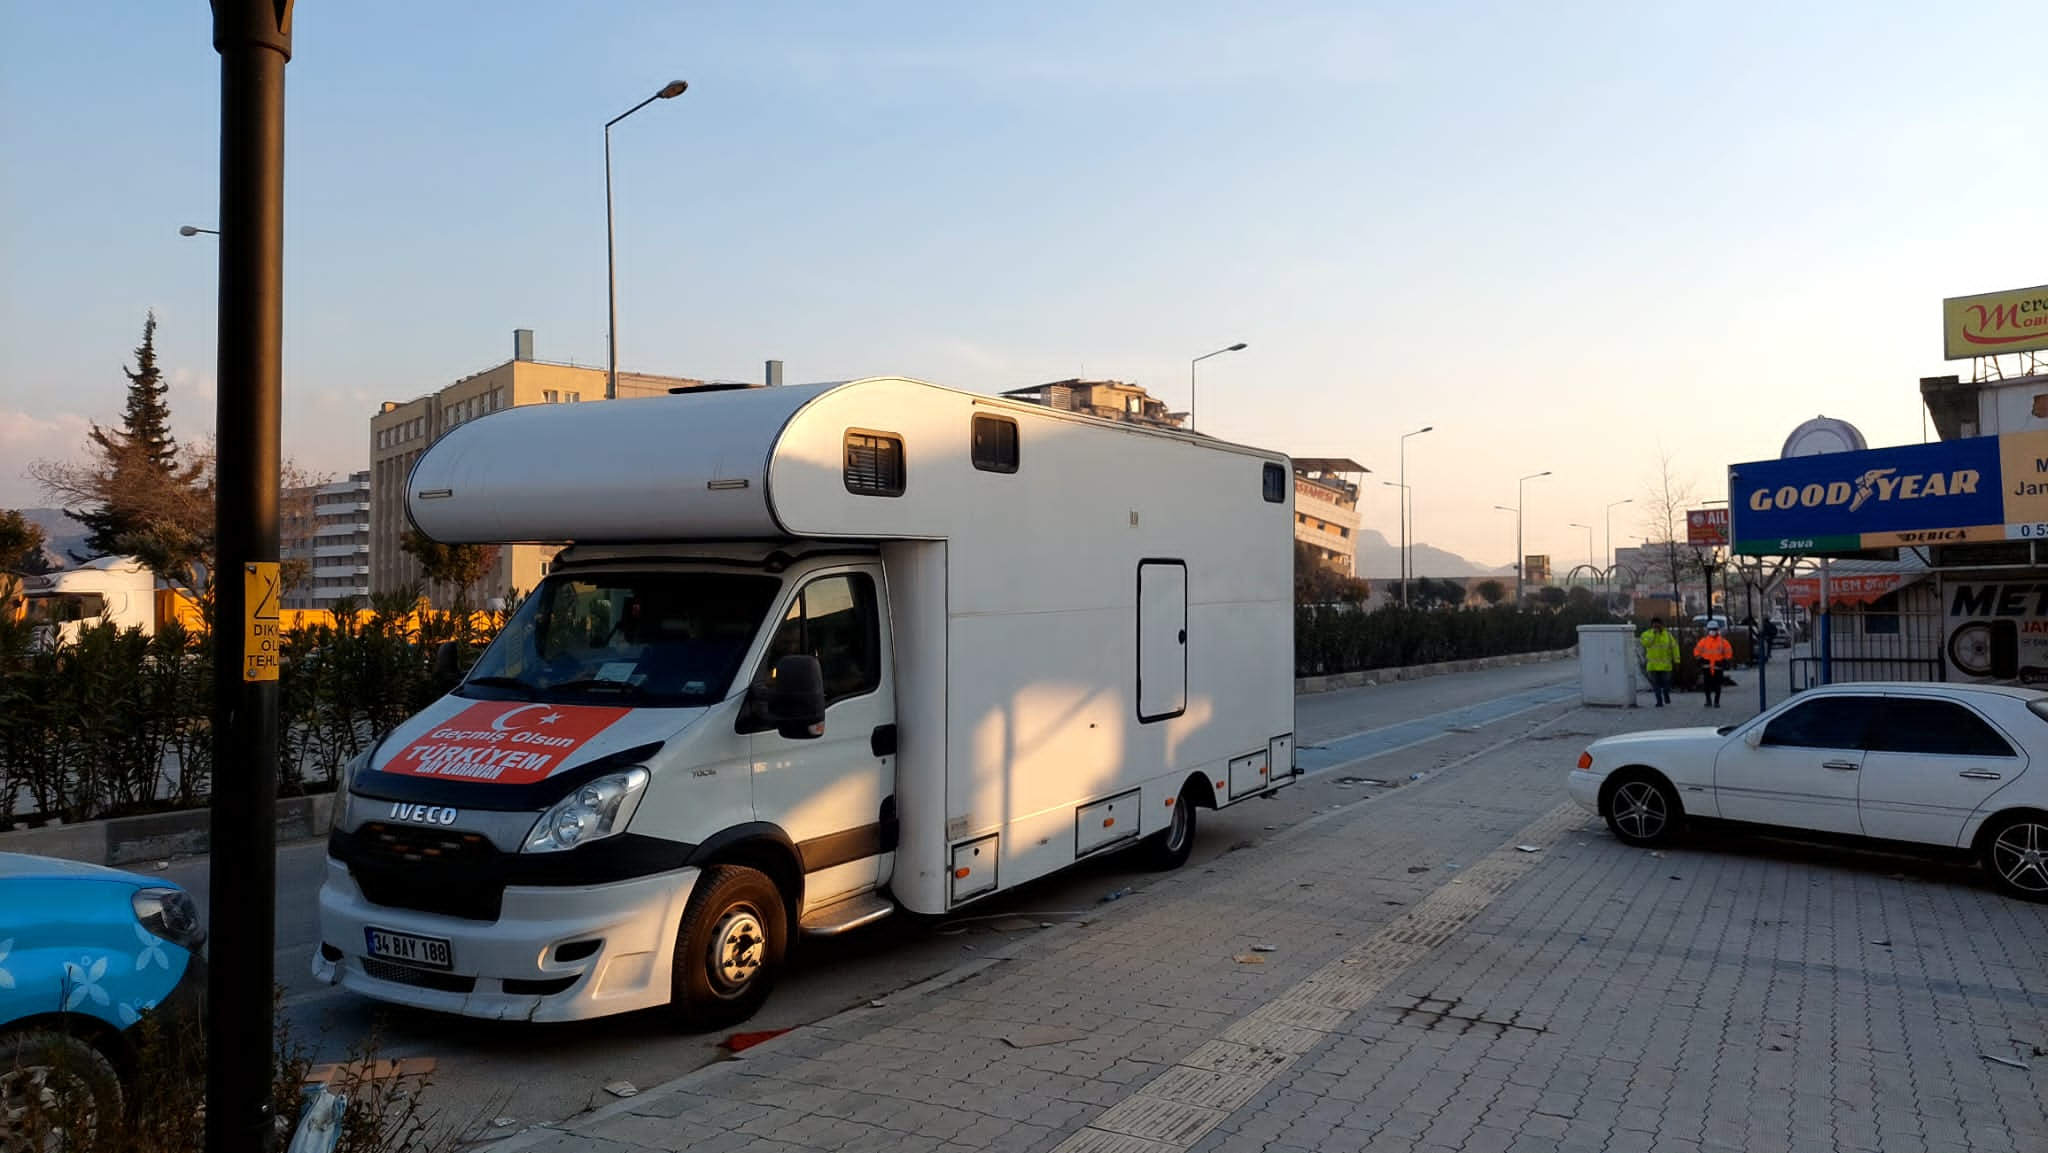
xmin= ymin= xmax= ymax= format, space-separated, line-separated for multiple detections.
xmin=1640 ymin=445 xmax=1700 ymax=608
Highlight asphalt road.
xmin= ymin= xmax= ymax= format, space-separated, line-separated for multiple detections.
xmin=163 ymin=660 xmax=1579 ymax=1142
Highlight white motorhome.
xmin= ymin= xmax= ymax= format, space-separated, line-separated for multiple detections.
xmin=19 ymin=555 xmax=159 ymax=647
xmin=315 ymin=377 xmax=1298 ymax=1026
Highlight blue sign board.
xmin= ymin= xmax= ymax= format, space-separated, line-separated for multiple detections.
xmin=1729 ymin=435 xmax=2006 ymax=554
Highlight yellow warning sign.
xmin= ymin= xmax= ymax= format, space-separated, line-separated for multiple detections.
xmin=244 ymin=561 xmax=281 ymax=682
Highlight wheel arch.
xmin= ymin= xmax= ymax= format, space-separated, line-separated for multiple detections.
xmin=1971 ymin=806 xmax=2048 ymax=856
xmin=1 ymin=1013 xmax=135 ymax=1080
xmin=1181 ymin=771 xmax=1218 ymax=810
xmin=1599 ymin=765 xmax=1683 ymax=817
xmin=685 ymin=823 xmax=803 ymax=933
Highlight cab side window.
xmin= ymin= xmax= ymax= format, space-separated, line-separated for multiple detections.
xmin=763 ymin=573 xmax=881 ymax=706
xmin=1865 ymin=698 xmax=2017 ymax=758
xmin=1760 ymin=697 xmax=1878 ymax=749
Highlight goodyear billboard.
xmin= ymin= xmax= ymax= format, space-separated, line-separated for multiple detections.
xmin=1944 ymin=285 xmax=2048 ymax=360
xmin=1729 ymin=430 xmax=2048 ymax=554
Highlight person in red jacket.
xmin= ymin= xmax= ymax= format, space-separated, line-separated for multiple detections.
xmin=1694 ymin=622 xmax=1734 ymax=707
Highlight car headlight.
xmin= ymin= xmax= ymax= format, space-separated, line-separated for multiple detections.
xmin=523 ymin=768 xmax=650 ymax=854
xmin=133 ymin=886 xmax=207 ymax=951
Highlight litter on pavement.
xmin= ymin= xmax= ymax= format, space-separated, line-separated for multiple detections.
xmin=604 ymin=1081 xmax=638 ymax=1098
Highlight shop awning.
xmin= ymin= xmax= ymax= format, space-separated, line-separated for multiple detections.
xmin=1783 ymin=572 xmax=1922 ymax=608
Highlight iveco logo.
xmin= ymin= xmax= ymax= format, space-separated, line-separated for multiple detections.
xmin=388 ymin=802 xmax=460 ymax=826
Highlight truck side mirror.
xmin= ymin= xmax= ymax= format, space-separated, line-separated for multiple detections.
xmin=747 ymin=655 xmax=827 ymax=739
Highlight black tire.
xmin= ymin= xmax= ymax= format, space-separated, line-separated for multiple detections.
xmin=1140 ymin=782 xmax=1199 ymax=871
xmin=0 ymin=1030 xmax=123 ymax=1149
xmin=1980 ymin=812 xmax=2048 ymax=903
xmin=667 ymin=865 xmax=787 ymax=1031
xmin=1603 ymin=772 xmax=1683 ymax=848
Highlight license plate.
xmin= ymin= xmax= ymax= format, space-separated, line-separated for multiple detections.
xmin=364 ymin=927 xmax=453 ymax=970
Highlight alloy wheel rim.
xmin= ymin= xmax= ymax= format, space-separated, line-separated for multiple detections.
xmin=1990 ymin=822 xmax=2048 ymax=893
xmin=709 ymin=905 xmax=766 ymax=994
xmin=1166 ymin=800 xmax=1191 ymax=852
xmin=1613 ymin=781 xmax=1666 ymax=840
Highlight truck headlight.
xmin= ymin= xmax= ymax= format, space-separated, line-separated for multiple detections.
xmin=133 ymin=886 xmax=207 ymax=951
xmin=330 ymin=748 xmax=373 ymax=832
xmin=523 ymin=768 xmax=650 ymax=853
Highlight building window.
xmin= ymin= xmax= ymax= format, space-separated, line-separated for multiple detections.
xmin=544 ymin=390 xmax=560 ymax=404
xmin=844 ymin=431 xmax=905 ymax=497
xmin=565 ymin=391 xmax=581 ymax=403
xmin=1263 ymin=463 xmax=1286 ymax=503
xmin=971 ymin=415 xmax=1019 ymax=474
xmin=1864 ymin=591 xmax=1901 ymax=636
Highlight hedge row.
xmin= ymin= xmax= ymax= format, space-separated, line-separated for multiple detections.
xmin=1297 ymin=603 xmax=1615 ymax=677
xmin=0 ymin=596 xmax=500 ymax=827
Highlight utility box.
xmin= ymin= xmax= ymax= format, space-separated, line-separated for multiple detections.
xmin=1578 ymin=624 xmax=1641 ymax=707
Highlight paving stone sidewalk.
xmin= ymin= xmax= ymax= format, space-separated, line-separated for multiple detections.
xmin=492 ymin=698 xmax=2048 ymax=1153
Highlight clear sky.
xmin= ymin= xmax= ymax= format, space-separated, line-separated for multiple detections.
xmin=2 ymin=2 xmax=2041 ymax=569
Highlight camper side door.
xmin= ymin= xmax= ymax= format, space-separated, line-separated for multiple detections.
xmin=744 ymin=565 xmax=896 ymax=911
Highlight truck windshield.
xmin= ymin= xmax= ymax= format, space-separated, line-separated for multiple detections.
xmin=459 ymin=571 xmax=780 ymax=708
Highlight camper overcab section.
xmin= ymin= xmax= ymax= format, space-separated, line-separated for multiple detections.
xmin=315 ymin=377 xmax=1298 ymax=1026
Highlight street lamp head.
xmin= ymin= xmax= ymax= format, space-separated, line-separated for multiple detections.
xmin=1226 ymin=342 xmax=1247 ymax=352
xmin=657 ymin=80 xmax=690 ymax=99
xmin=178 ymin=225 xmax=217 ymax=237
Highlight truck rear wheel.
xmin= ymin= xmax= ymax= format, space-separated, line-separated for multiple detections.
xmin=1140 ymin=783 xmax=1199 ymax=870
xmin=667 ymin=865 xmax=786 ymax=1031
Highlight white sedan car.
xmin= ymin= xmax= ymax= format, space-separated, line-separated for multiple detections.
xmin=1568 ymin=682 xmax=2048 ymax=901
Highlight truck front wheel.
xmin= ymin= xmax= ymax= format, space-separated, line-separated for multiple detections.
xmin=668 ymin=865 xmax=786 ymax=1031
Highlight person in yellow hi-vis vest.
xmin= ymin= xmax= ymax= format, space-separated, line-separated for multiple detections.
xmin=1640 ymin=617 xmax=1679 ymax=707
xmin=1693 ymin=622 xmax=1734 ymax=708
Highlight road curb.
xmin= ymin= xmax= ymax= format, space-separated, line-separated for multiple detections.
xmin=1295 ymin=646 xmax=1577 ymax=695
xmin=0 ymin=793 xmax=335 ymax=867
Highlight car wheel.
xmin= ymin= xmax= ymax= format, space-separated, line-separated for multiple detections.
xmin=0 ymin=1030 xmax=123 ymax=1151
xmin=667 ymin=865 xmax=787 ymax=1031
xmin=1604 ymin=772 xmax=1682 ymax=848
xmin=1140 ymin=783 xmax=1199 ymax=871
xmin=1981 ymin=813 xmax=2048 ymax=902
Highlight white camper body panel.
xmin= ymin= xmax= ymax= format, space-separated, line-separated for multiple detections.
xmin=402 ymin=378 xmax=1296 ymax=918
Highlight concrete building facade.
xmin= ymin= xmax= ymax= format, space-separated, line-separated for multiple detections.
xmin=370 ymin=331 xmax=703 ymax=605
xmin=1291 ymin=458 xmax=1367 ymax=576
xmin=281 ymin=470 xmax=371 ymax=610
xmin=999 ymin=380 xmax=1186 ymax=429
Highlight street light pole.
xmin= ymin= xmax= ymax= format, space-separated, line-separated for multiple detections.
xmin=1383 ymin=481 xmax=1409 ymax=600
xmin=1515 ymin=470 xmax=1551 ymax=604
xmin=208 ymin=2 xmax=291 ymax=1151
xmin=606 ymin=79 xmax=688 ymax=401
xmin=1605 ymin=498 xmax=1633 ymax=611
xmin=1399 ymin=426 xmax=1432 ymax=606
xmin=1188 ymin=342 xmax=1247 ymax=433
xmin=1570 ymin=522 xmax=1594 ymax=571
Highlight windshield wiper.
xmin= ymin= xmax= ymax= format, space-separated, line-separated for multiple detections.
xmin=462 ymin=675 xmax=535 ymax=699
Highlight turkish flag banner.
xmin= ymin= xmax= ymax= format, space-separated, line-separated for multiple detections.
xmin=385 ymin=701 xmax=632 ymax=784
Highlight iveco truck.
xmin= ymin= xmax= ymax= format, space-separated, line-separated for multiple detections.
xmin=314 ymin=376 xmax=1299 ymax=1027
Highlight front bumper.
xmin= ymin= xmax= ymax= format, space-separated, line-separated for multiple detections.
xmin=312 ymin=859 xmax=700 ymax=1022
xmin=1567 ymin=769 xmax=1606 ymax=817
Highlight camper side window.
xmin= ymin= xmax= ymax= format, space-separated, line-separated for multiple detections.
xmin=971 ymin=415 xmax=1019 ymax=474
xmin=762 ymin=573 xmax=882 ymax=705
xmin=844 ymin=431 xmax=905 ymax=497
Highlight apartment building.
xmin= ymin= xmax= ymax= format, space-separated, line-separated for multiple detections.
xmin=1292 ymin=458 xmax=1367 ymax=576
xmin=998 ymin=379 xmax=1186 ymax=429
xmin=369 ymin=330 xmax=705 ymax=605
xmin=281 ymin=470 xmax=371 ymax=610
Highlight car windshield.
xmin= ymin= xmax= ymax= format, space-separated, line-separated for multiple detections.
xmin=459 ymin=570 xmax=781 ymax=708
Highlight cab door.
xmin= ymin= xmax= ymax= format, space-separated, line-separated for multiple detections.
xmin=1714 ymin=694 xmax=1876 ymax=836
xmin=745 ymin=567 xmax=896 ymax=909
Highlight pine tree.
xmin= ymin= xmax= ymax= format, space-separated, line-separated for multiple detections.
xmin=72 ymin=311 xmax=202 ymax=558
xmin=103 ymin=311 xmax=178 ymax=471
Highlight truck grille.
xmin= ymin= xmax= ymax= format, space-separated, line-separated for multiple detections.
xmin=344 ymin=822 xmax=507 ymax=921
xmin=359 ymin=958 xmax=477 ymax=994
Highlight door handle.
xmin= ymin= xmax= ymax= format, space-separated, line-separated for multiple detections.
xmin=1958 ymin=769 xmax=2002 ymax=781
xmin=1822 ymin=760 xmax=1859 ymax=771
